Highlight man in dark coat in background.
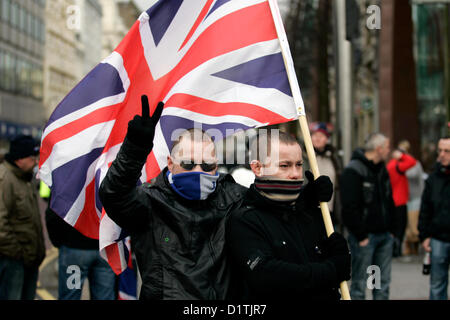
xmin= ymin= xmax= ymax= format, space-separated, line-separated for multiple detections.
xmin=340 ymin=133 xmax=397 ymax=300
xmin=418 ymin=136 xmax=450 ymax=300
xmin=46 ymin=203 xmax=117 ymax=300
xmin=0 ymin=135 xmax=45 ymax=300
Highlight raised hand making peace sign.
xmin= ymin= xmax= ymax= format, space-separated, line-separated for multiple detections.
xmin=126 ymin=95 xmax=164 ymax=151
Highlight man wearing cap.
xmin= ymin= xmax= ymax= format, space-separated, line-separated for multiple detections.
xmin=304 ymin=122 xmax=343 ymax=232
xmin=0 ymin=134 xmax=45 ymax=300
xmin=226 ymin=130 xmax=351 ymax=300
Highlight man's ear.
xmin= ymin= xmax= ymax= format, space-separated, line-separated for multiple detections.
xmin=250 ymin=160 xmax=262 ymax=177
xmin=14 ymin=159 xmax=23 ymax=170
xmin=167 ymin=156 xmax=174 ymax=172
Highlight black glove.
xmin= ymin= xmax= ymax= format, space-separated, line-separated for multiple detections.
xmin=302 ymin=170 xmax=333 ymax=207
xmin=126 ymin=95 xmax=164 ymax=150
xmin=322 ymin=232 xmax=351 ymax=282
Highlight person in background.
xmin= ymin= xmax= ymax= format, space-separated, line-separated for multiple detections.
xmin=418 ymin=136 xmax=450 ymax=300
xmin=230 ymin=164 xmax=255 ymax=188
xmin=340 ymin=133 xmax=397 ymax=300
xmin=221 ymin=130 xmax=255 ymax=188
xmin=229 ymin=135 xmax=255 ymax=188
xmin=386 ymin=143 xmax=417 ymax=257
xmin=45 ymin=199 xmax=117 ymax=300
xmin=304 ymin=122 xmax=343 ymax=233
xmin=0 ymin=135 xmax=45 ymax=300
xmin=397 ymin=140 xmax=425 ymax=257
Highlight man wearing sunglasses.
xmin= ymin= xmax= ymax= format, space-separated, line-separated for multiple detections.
xmin=99 ymin=96 xmax=246 ymax=300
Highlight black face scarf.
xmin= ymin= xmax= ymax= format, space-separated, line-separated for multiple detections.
xmin=254 ymin=176 xmax=304 ymax=203
xmin=440 ymin=164 xmax=450 ymax=176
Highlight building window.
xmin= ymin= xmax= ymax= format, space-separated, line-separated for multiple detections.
xmin=4 ymin=52 xmax=16 ymax=92
xmin=40 ymin=18 xmax=45 ymax=42
xmin=27 ymin=10 xmax=33 ymax=36
xmin=1 ymin=0 xmax=11 ymax=23
xmin=31 ymin=63 xmax=43 ymax=100
xmin=16 ymin=57 xmax=31 ymax=95
xmin=19 ymin=5 xmax=26 ymax=32
xmin=0 ymin=50 xmax=5 ymax=89
xmin=33 ymin=16 xmax=40 ymax=41
xmin=10 ymin=1 xmax=18 ymax=27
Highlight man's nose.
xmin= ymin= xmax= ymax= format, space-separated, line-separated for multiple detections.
xmin=289 ymin=167 xmax=302 ymax=180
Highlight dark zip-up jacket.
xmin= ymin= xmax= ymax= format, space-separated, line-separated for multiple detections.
xmin=340 ymin=148 xmax=397 ymax=241
xmin=418 ymin=163 xmax=450 ymax=243
xmin=45 ymin=204 xmax=98 ymax=250
xmin=99 ymin=138 xmax=246 ymax=300
xmin=226 ymin=184 xmax=341 ymax=300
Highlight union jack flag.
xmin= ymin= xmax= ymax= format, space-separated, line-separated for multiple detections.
xmin=38 ymin=0 xmax=304 ymax=276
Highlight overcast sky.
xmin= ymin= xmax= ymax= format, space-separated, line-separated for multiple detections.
xmin=134 ymin=0 xmax=158 ymax=12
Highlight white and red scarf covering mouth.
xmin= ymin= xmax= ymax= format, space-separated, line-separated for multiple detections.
xmin=254 ymin=176 xmax=304 ymax=203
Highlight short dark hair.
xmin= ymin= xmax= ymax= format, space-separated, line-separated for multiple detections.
xmin=249 ymin=129 xmax=300 ymax=162
xmin=170 ymin=128 xmax=215 ymax=158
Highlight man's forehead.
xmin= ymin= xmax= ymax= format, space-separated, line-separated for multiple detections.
xmin=269 ymin=142 xmax=302 ymax=161
xmin=174 ymin=139 xmax=216 ymax=157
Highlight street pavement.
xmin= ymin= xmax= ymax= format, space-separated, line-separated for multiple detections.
xmin=390 ymin=255 xmax=436 ymax=300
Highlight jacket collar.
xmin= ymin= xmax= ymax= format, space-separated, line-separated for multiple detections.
xmin=434 ymin=162 xmax=450 ymax=177
xmin=351 ymin=148 xmax=384 ymax=172
xmin=4 ymin=160 xmax=33 ymax=182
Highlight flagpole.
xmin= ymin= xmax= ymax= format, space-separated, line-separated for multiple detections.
xmin=267 ymin=0 xmax=351 ymax=300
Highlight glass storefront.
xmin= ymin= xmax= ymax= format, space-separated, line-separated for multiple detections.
xmin=412 ymin=2 xmax=450 ymax=172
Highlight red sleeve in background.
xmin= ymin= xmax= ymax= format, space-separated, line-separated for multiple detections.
xmin=396 ymin=153 xmax=417 ymax=173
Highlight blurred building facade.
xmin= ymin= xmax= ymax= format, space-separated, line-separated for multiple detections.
xmin=76 ymin=0 xmax=103 ymax=75
xmin=43 ymin=0 xmax=79 ymax=119
xmin=99 ymin=0 xmax=140 ymax=60
xmin=413 ymin=1 xmax=450 ymax=172
xmin=0 ymin=0 xmax=141 ymax=153
xmin=43 ymin=0 xmax=104 ymax=120
xmin=0 ymin=0 xmax=46 ymax=150
xmin=284 ymin=0 xmax=449 ymax=172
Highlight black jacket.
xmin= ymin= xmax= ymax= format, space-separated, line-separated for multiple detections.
xmin=45 ymin=204 xmax=98 ymax=250
xmin=418 ymin=163 xmax=450 ymax=243
xmin=226 ymin=184 xmax=341 ymax=300
xmin=99 ymin=138 xmax=246 ymax=300
xmin=340 ymin=149 xmax=397 ymax=241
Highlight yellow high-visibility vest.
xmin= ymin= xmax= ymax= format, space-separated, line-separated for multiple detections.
xmin=39 ymin=181 xmax=51 ymax=199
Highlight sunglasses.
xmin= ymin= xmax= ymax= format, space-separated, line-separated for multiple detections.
xmin=178 ymin=160 xmax=218 ymax=172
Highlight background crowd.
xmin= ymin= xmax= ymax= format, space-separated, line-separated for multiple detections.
xmin=0 ymin=124 xmax=449 ymax=300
